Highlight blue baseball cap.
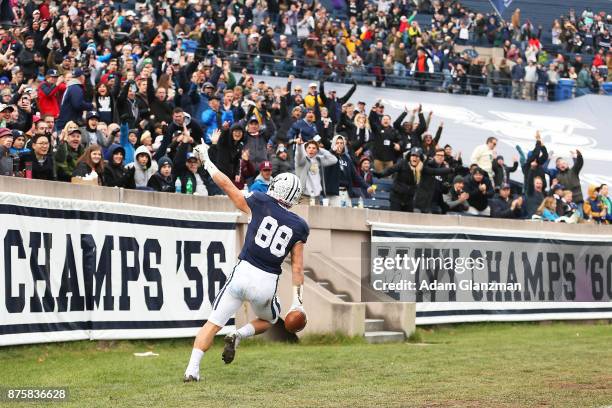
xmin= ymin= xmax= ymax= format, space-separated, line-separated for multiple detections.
xmin=186 ymin=152 xmax=198 ymax=161
xmin=0 ymin=76 xmax=9 ymax=85
xmin=72 ymin=68 xmax=85 ymax=77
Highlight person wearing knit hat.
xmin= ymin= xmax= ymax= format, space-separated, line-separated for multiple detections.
xmin=463 ymin=166 xmax=494 ymax=216
xmin=0 ymin=127 xmax=15 ymax=176
xmin=443 ymin=174 xmax=470 ymax=214
xmin=147 ymin=156 xmax=175 ymax=192
xmin=271 ymin=144 xmax=292 ymax=177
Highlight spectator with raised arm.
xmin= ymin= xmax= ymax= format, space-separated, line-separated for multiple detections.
xmin=555 ymin=149 xmax=584 ymax=205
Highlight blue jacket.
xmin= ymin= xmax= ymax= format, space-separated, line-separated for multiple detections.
xmin=56 ymin=80 xmax=94 ymax=130
xmin=249 ymin=175 xmax=271 ymax=193
xmin=287 ymin=119 xmax=318 ymax=142
xmin=511 ymin=64 xmax=525 ymax=81
xmin=200 ymin=108 xmax=234 ymax=144
xmin=119 ymin=122 xmax=135 ymax=165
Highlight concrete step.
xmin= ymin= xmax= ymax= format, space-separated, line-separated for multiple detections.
xmin=364 ymin=331 xmax=406 ymax=344
xmin=303 ymin=269 xmax=314 ymax=278
xmin=317 ymin=281 xmax=330 ymax=288
xmin=335 ymin=294 xmax=349 ymax=301
xmin=364 ymin=318 xmax=385 ymax=332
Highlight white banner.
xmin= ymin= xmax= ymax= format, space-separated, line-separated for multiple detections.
xmin=0 ymin=193 xmax=239 ymax=346
xmin=370 ymin=222 xmax=612 ymax=325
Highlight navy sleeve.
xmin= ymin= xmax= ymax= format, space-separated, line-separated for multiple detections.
xmin=297 ymin=220 xmax=310 ymax=244
xmin=246 ymin=191 xmax=266 ymax=211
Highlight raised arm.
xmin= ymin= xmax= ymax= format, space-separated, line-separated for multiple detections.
xmin=194 ymin=144 xmax=250 ymax=215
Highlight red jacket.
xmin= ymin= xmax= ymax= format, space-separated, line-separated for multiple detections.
xmin=37 ymin=81 xmax=66 ymax=118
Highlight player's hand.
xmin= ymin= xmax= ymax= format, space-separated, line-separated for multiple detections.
xmin=193 ymin=144 xmax=210 ymax=163
xmin=289 ymin=304 xmax=305 ymax=315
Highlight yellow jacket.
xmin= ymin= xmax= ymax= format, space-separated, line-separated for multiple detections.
xmin=304 ymin=94 xmax=324 ymax=108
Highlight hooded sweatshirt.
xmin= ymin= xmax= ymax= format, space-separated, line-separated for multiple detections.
xmin=103 ymin=144 xmax=135 ymax=188
xmin=127 ymin=145 xmax=158 ymax=187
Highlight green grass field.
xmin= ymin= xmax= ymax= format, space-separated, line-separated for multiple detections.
xmin=1 ymin=322 xmax=611 ymax=408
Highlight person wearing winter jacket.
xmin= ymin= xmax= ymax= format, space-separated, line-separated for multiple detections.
xmin=555 ymin=149 xmax=584 ymax=204
xmin=286 ymin=109 xmax=318 ymax=143
xmin=147 ymin=156 xmax=175 ymax=193
xmin=80 ymin=111 xmax=113 ymax=148
xmin=583 ymin=184 xmax=607 ymax=223
xmin=37 ymin=69 xmax=66 ymax=118
xmin=56 ymin=69 xmax=94 ymax=131
xmin=173 ymin=142 xmax=210 ymax=195
xmin=200 ymin=95 xmax=234 ymax=143
xmin=374 ymin=147 xmax=422 ymax=212
xmin=324 ymin=134 xmax=372 ymax=206
xmin=147 ymin=78 xmax=174 ymax=125
xmin=0 ymin=127 xmax=15 ymax=176
xmin=126 ymin=145 xmax=158 ymax=188
xmin=413 ymin=149 xmax=454 ymax=213
xmin=294 ymin=137 xmax=338 ymax=203
xmin=318 ymin=79 xmax=357 ymax=123
xmin=155 ymin=108 xmax=204 ymax=160
xmin=118 ymin=119 xmax=136 ymax=164
xmin=463 ymin=167 xmax=495 ymax=216
xmin=393 ymin=105 xmax=427 ymax=152
xmin=116 ymin=79 xmax=149 ymax=129
xmin=370 ymin=112 xmax=400 ymax=173
xmin=492 ymin=155 xmax=519 ymax=189
xmin=19 ymin=134 xmax=55 ymax=180
xmin=103 ymin=144 xmax=135 ymax=188
xmin=210 ymin=125 xmax=254 ymax=189
xmin=443 ymin=175 xmax=470 ymax=214
xmin=72 ymin=145 xmax=105 ymax=185
xmin=54 ymin=125 xmax=84 ymax=182
xmin=489 ymin=183 xmax=524 ymax=218
xmin=271 ymin=144 xmax=292 ymax=177
xmin=249 ymin=161 xmax=273 ymax=193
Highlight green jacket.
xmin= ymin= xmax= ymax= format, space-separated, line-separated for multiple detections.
xmin=54 ymin=142 xmax=84 ymax=182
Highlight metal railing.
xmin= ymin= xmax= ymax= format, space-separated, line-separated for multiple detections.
xmin=201 ymin=47 xmax=584 ymax=101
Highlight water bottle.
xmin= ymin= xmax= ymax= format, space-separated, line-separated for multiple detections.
xmin=12 ymin=154 xmax=20 ymax=176
xmin=242 ymin=184 xmax=249 ymax=196
xmin=358 ymin=196 xmax=364 ymax=208
xmin=175 ymin=178 xmax=182 ymax=193
xmin=186 ymin=178 xmax=193 ymax=194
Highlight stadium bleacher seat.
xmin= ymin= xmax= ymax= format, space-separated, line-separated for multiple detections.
xmin=350 ymin=73 xmax=376 ymax=85
xmin=373 ymin=191 xmax=390 ymax=201
xmin=363 ymin=198 xmax=391 ymax=210
xmin=372 ymin=178 xmax=393 ymax=193
xmin=460 ymin=0 xmax=611 ymax=30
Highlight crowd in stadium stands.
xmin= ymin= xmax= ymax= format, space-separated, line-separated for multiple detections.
xmin=0 ymin=0 xmax=611 ymax=224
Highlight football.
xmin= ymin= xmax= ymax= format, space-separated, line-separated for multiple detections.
xmin=284 ymin=310 xmax=307 ymax=333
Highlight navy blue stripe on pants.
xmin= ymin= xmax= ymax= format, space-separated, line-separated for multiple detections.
xmin=213 ymin=261 xmax=239 ymax=310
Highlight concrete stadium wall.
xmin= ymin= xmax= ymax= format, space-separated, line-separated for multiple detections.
xmin=1 ymin=176 xmax=609 ymax=337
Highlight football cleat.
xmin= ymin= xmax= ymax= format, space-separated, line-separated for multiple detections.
xmin=222 ymin=334 xmax=238 ymax=364
xmin=183 ymin=374 xmax=200 ymax=383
